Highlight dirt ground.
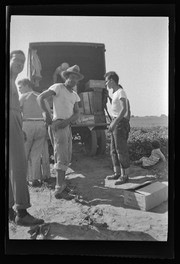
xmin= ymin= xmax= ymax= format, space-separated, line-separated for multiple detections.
xmin=8 ymin=142 xmax=168 ymax=241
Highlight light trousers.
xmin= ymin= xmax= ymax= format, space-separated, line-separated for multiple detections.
xmin=23 ymin=121 xmax=47 ymax=181
xmin=53 ymin=125 xmax=72 ymax=171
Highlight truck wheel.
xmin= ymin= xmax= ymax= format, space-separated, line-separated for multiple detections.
xmin=96 ymin=130 xmax=106 ymax=155
xmin=83 ymin=129 xmax=97 ymax=156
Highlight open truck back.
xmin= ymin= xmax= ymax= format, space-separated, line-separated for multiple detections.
xmin=27 ymin=42 xmax=109 ymax=155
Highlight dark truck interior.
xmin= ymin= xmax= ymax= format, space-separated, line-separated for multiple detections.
xmin=27 ymin=42 xmax=108 ymax=155
xmin=28 ymin=42 xmax=106 ymax=94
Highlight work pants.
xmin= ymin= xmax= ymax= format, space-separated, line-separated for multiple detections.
xmin=110 ymin=118 xmax=130 ymax=171
xmin=9 ymin=109 xmax=31 ymax=210
xmin=23 ymin=121 xmax=47 ymax=181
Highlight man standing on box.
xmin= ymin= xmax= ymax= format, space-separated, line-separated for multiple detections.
xmin=37 ymin=65 xmax=84 ymax=199
xmin=105 ymin=71 xmax=131 ymax=184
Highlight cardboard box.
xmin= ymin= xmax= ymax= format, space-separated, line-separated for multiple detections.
xmin=76 ymin=114 xmax=106 ymax=124
xmin=124 ymin=181 xmax=168 ymax=211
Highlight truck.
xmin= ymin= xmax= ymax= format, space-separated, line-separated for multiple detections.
xmin=27 ymin=42 xmax=110 ymax=156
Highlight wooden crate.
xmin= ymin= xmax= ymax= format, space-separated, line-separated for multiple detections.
xmin=79 ymin=91 xmax=103 ymax=115
xmin=85 ymin=80 xmax=106 ymax=89
xmin=124 ymin=181 xmax=168 ymax=211
xmin=79 ymin=91 xmax=106 ymax=124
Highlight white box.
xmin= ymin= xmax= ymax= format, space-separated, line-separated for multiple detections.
xmin=124 ymin=181 xmax=168 ymax=211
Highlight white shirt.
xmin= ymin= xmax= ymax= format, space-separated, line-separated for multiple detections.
xmin=111 ymin=88 xmax=129 ymax=118
xmin=48 ymin=83 xmax=80 ymax=120
xmin=142 ymin=148 xmax=166 ymax=166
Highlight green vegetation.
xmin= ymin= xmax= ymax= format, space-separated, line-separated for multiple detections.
xmin=128 ymin=126 xmax=168 ymax=161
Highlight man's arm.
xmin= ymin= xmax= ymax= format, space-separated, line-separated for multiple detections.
xmin=37 ymin=89 xmax=55 ymax=125
xmin=19 ymin=93 xmax=26 ymax=113
xmin=53 ymin=67 xmax=61 ymax=84
xmin=19 ymin=94 xmax=27 ymax=140
xmin=69 ymin=102 xmax=81 ymax=124
xmin=108 ymin=98 xmax=127 ymax=132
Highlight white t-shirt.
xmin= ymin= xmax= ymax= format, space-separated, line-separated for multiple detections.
xmin=111 ymin=88 xmax=129 ymax=118
xmin=48 ymin=83 xmax=80 ymax=120
xmin=141 ymin=148 xmax=166 ymax=166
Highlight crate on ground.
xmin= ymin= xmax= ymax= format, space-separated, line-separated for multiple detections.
xmin=124 ymin=181 xmax=168 ymax=211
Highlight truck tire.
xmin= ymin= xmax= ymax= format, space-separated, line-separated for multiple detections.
xmin=83 ymin=129 xmax=97 ymax=156
xmin=96 ymin=130 xmax=106 ymax=155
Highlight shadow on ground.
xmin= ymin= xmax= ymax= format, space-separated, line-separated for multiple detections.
xmin=43 ymin=151 xmax=168 ymax=213
xmin=44 ymin=222 xmax=157 ymax=241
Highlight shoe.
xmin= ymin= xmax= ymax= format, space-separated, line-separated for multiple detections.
xmin=9 ymin=208 xmax=16 ymax=223
xmin=115 ymin=176 xmax=129 ymax=185
xmin=106 ymin=174 xmax=120 ymax=180
xmin=54 ymin=188 xmax=76 ymax=200
xmin=15 ymin=213 xmax=44 ymax=226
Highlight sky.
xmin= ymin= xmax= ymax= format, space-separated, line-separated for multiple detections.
xmin=10 ymin=16 xmax=169 ymax=116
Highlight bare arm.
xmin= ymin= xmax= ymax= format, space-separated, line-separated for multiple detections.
xmin=69 ymin=102 xmax=81 ymax=124
xmin=37 ymin=89 xmax=55 ymax=125
xmin=53 ymin=67 xmax=61 ymax=84
xmin=108 ymin=98 xmax=127 ymax=132
xmin=159 ymin=150 xmax=166 ymax=162
xmin=108 ymin=95 xmax=112 ymax=104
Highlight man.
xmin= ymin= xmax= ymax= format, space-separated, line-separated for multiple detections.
xmin=9 ymin=50 xmax=44 ymax=225
xmin=18 ymin=78 xmax=51 ymax=186
xmin=52 ymin=62 xmax=69 ymax=84
xmin=37 ymin=65 xmax=83 ymax=199
xmin=105 ymin=71 xmax=131 ymax=184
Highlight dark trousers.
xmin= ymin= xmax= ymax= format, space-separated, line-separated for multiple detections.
xmin=9 ymin=109 xmax=31 ymax=210
xmin=110 ymin=118 xmax=130 ymax=170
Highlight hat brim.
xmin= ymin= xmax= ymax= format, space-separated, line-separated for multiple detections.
xmin=61 ymin=70 xmax=84 ymax=81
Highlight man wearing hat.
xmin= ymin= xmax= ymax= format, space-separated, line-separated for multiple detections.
xmin=37 ymin=65 xmax=84 ymax=199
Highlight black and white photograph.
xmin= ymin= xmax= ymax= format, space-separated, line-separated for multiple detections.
xmin=5 ymin=4 xmax=174 ymax=258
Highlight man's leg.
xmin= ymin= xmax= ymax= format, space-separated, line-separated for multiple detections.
xmin=53 ymin=126 xmax=75 ymax=199
xmin=9 ymin=111 xmax=44 ymax=226
xmin=107 ymin=132 xmax=121 ymax=180
xmin=41 ymin=138 xmax=51 ymax=180
xmin=28 ymin=122 xmax=46 ymax=184
xmin=9 ymin=112 xmax=31 ymax=210
xmin=23 ymin=121 xmax=34 ymax=182
xmin=114 ymin=125 xmax=130 ymax=185
xmin=9 ymin=176 xmax=16 ymax=222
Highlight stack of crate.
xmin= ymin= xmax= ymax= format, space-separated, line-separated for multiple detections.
xmin=78 ymin=80 xmax=106 ymax=124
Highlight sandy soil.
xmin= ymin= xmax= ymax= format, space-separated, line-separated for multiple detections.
xmin=8 ymin=143 xmax=168 ymax=241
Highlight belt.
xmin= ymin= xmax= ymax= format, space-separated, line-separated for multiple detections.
xmin=23 ymin=118 xmax=45 ymax=121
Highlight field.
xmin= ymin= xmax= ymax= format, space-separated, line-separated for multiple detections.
xmin=130 ymin=115 xmax=168 ymax=128
xmin=8 ymin=116 xmax=169 ymax=244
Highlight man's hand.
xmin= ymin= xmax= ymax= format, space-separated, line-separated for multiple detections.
xmin=51 ymin=119 xmax=70 ymax=132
